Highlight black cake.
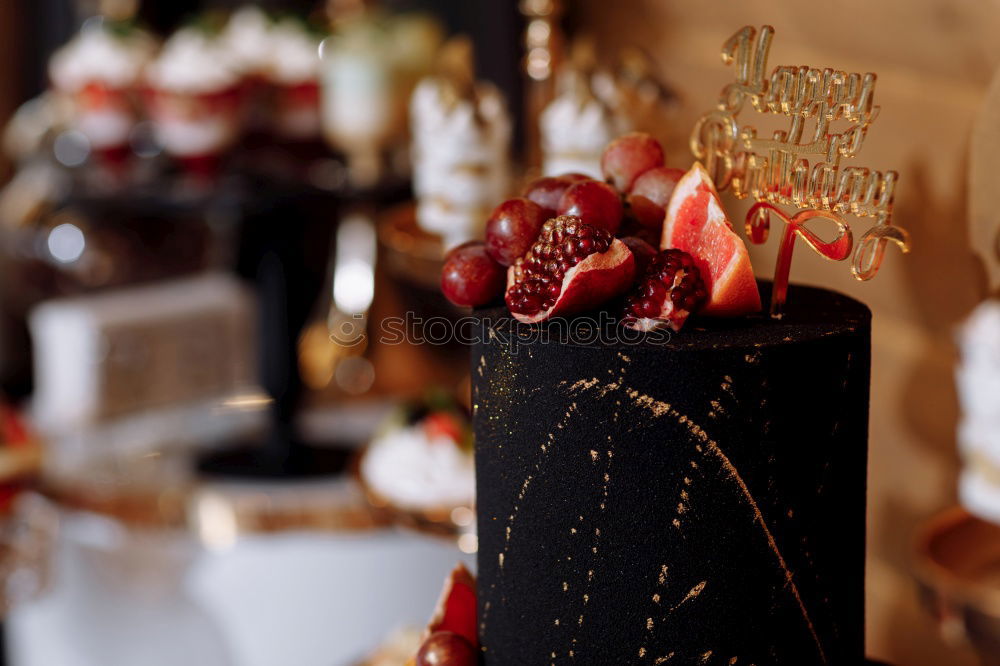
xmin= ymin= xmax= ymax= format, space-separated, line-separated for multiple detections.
xmin=471 ymin=283 xmax=871 ymax=665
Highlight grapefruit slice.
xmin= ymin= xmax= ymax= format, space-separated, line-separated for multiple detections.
xmin=425 ymin=563 xmax=478 ymax=647
xmin=662 ymin=163 xmax=761 ymax=316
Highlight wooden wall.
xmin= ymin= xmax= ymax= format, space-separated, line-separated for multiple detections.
xmin=574 ymin=1 xmax=994 ymax=664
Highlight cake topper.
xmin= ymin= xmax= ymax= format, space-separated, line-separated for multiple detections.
xmin=691 ymin=25 xmax=910 ymax=316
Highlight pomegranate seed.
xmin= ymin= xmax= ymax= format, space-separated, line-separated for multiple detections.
xmin=624 ymin=249 xmax=708 ymax=325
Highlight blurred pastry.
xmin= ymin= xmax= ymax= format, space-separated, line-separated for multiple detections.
xmin=265 ymin=19 xmax=323 ymax=141
xmin=219 ymin=5 xmax=273 ymax=80
xmin=359 ymin=396 xmax=474 ymax=525
xmin=49 ymin=20 xmax=155 ymax=160
xmin=410 ymin=38 xmax=511 ymax=250
xmin=956 ymin=299 xmax=1000 ymax=523
xmin=539 ymin=40 xmax=623 ymax=179
xmin=143 ymin=28 xmax=244 ymax=167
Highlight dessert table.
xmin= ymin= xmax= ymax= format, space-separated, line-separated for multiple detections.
xmin=9 ymin=408 xmax=473 ymax=666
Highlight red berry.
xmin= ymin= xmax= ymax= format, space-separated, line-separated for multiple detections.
xmin=521 ymin=174 xmax=591 ymax=215
xmin=557 ymin=180 xmax=623 ymax=235
xmin=506 ymin=215 xmax=613 ymax=316
xmin=415 ymin=631 xmax=477 ymax=666
xmin=601 ymin=132 xmax=665 ymax=192
xmin=423 ymin=411 xmax=465 ymax=444
xmin=441 ymin=241 xmax=506 ymax=307
xmin=485 ymin=198 xmax=548 ymax=267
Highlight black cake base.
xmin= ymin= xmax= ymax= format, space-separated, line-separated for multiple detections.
xmin=471 ymin=284 xmax=871 ymax=665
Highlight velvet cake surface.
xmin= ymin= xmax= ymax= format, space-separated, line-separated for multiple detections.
xmin=472 ymin=284 xmax=871 ymax=665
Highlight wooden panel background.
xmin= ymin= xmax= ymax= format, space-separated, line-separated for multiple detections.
xmin=574 ymin=2 xmax=994 ymax=664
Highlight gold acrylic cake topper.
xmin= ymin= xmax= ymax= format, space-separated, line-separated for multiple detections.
xmin=691 ymin=25 xmax=911 ymax=316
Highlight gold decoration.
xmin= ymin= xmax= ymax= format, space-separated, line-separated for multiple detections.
xmin=691 ymin=25 xmax=910 ymax=316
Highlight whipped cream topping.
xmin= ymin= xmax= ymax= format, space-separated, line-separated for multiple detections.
xmin=265 ymin=20 xmax=321 ymax=85
xmin=540 ymin=69 xmax=632 ymax=179
xmin=50 ymin=25 xmax=154 ymax=92
xmin=956 ymin=299 xmax=1000 ymax=523
xmin=957 ymin=300 xmax=1000 ymax=417
xmin=540 ymin=95 xmax=616 ymax=179
xmin=361 ymin=424 xmax=475 ymax=511
xmin=146 ymin=29 xmax=242 ymax=94
xmin=220 ymin=6 xmax=273 ymax=76
xmin=410 ymin=76 xmax=511 ymax=249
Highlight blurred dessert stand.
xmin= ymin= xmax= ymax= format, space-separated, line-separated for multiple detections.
xmin=11 ymin=431 xmax=473 ymax=666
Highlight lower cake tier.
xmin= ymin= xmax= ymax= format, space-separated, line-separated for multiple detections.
xmin=471 ymin=284 xmax=871 ymax=665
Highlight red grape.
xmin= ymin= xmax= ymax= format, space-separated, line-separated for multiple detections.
xmin=626 ymin=166 xmax=684 ymax=241
xmin=557 ymin=180 xmax=623 ymax=235
xmin=441 ymin=241 xmax=506 ymax=307
xmin=416 ymin=631 xmax=477 ymax=666
xmin=600 ymin=132 xmax=665 ymax=192
xmin=521 ymin=174 xmax=590 ymax=215
xmin=631 ymin=166 xmax=684 ymax=207
xmin=485 ymin=198 xmax=547 ymax=266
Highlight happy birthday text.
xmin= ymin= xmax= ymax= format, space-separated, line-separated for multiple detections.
xmin=691 ymin=25 xmax=909 ymax=280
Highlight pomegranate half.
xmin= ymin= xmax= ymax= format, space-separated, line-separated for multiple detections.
xmin=505 ymin=216 xmax=636 ymax=324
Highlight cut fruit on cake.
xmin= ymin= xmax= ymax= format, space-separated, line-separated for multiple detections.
xmin=505 ymin=216 xmax=636 ymax=324
xmin=425 ymin=563 xmax=477 ymax=647
xmin=662 ymin=162 xmax=761 ymax=317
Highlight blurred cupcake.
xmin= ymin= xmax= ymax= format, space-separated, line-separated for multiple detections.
xmin=219 ymin=6 xmax=275 ymax=136
xmin=143 ymin=28 xmax=244 ymax=169
xmin=410 ymin=39 xmax=511 ymax=250
xmin=264 ymin=19 xmax=322 ymax=142
xmin=219 ymin=6 xmax=273 ymax=80
xmin=540 ymin=77 xmax=618 ymax=179
xmin=541 ymin=82 xmax=618 ymax=179
xmin=540 ymin=41 xmax=627 ymax=179
xmin=360 ymin=398 xmax=475 ymax=526
xmin=48 ymin=21 xmax=155 ymax=161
